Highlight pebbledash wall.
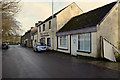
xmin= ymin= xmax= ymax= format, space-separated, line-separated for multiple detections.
xmin=97 ymin=2 xmax=119 ymax=57
xmin=56 ymin=2 xmax=119 ymax=58
xmin=118 ymin=1 xmax=120 ymax=49
xmin=54 ymin=2 xmax=83 ymax=50
xmin=37 ymin=2 xmax=83 ymax=50
xmin=37 ymin=17 xmax=57 ymax=50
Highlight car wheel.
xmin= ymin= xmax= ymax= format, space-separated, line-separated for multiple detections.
xmin=33 ymin=49 xmax=35 ymax=52
xmin=36 ymin=48 xmax=38 ymax=52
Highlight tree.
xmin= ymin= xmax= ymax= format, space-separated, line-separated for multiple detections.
xmin=1 ymin=0 xmax=22 ymax=42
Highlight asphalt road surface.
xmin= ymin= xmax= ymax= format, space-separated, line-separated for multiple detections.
xmin=2 ymin=45 xmax=120 ymax=78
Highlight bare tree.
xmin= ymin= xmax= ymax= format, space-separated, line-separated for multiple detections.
xmin=1 ymin=0 xmax=22 ymax=42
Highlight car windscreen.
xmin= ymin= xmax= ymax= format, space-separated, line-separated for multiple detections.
xmin=36 ymin=43 xmax=41 ymax=46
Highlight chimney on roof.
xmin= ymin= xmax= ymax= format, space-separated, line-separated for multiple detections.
xmin=38 ymin=21 xmax=42 ymax=23
xmin=35 ymin=23 xmax=38 ymax=27
xmin=35 ymin=21 xmax=42 ymax=27
xmin=31 ymin=27 xmax=34 ymax=29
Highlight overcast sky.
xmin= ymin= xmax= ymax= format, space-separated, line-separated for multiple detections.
xmin=16 ymin=0 xmax=117 ymax=35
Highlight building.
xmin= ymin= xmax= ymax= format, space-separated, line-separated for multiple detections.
xmin=56 ymin=2 xmax=119 ymax=58
xmin=118 ymin=1 xmax=120 ymax=49
xmin=21 ymin=21 xmax=42 ymax=47
xmin=30 ymin=27 xmax=38 ymax=47
xmin=37 ymin=2 xmax=83 ymax=50
xmin=21 ymin=30 xmax=31 ymax=47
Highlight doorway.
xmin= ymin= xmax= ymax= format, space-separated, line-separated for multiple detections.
xmin=71 ymin=35 xmax=78 ymax=56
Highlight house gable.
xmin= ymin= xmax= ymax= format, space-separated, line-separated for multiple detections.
xmin=56 ymin=2 xmax=83 ymax=31
xmin=97 ymin=1 xmax=119 ymax=48
xmin=56 ymin=2 xmax=117 ymax=36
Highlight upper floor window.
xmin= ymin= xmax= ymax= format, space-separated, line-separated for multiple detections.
xmin=39 ymin=26 xmax=41 ymax=32
xmin=43 ymin=24 xmax=45 ymax=31
xmin=49 ymin=21 xmax=51 ymax=29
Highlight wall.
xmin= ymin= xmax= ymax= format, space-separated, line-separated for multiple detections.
xmin=54 ymin=2 xmax=83 ymax=50
xmin=118 ymin=2 xmax=120 ymax=49
xmin=97 ymin=3 xmax=118 ymax=47
xmin=55 ymin=32 xmax=98 ymax=57
xmin=37 ymin=17 xmax=57 ymax=50
xmin=56 ymin=2 xmax=83 ymax=31
xmin=97 ymin=3 xmax=118 ymax=57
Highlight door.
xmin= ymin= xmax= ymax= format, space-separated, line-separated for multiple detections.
xmin=71 ymin=35 xmax=78 ymax=56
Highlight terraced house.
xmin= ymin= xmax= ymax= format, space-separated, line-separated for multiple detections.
xmin=21 ymin=1 xmax=120 ymax=59
xmin=37 ymin=2 xmax=83 ymax=50
xmin=56 ymin=1 xmax=120 ymax=58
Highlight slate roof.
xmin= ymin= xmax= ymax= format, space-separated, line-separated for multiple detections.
xmin=57 ymin=2 xmax=117 ymax=33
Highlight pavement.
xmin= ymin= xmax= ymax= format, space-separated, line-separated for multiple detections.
xmin=2 ymin=45 xmax=120 ymax=78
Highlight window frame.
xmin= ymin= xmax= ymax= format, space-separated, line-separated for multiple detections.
xmin=47 ymin=38 xmax=51 ymax=47
xmin=43 ymin=24 xmax=45 ymax=31
xmin=57 ymin=36 xmax=68 ymax=50
xmin=39 ymin=25 xmax=41 ymax=32
xmin=77 ymin=33 xmax=91 ymax=53
xmin=49 ymin=21 xmax=51 ymax=29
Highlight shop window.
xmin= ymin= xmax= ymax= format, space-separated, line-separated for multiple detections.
xmin=40 ymin=38 xmax=45 ymax=45
xmin=47 ymin=38 xmax=51 ymax=46
xmin=43 ymin=24 xmax=45 ymax=31
xmin=58 ymin=36 xmax=68 ymax=49
xmin=78 ymin=33 xmax=91 ymax=52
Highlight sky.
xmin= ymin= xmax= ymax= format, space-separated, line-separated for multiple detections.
xmin=16 ymin=0 xmax=117 ymax=35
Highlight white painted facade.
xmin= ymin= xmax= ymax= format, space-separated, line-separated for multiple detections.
xmin=56 ymin=2 xmax=119 ymax=58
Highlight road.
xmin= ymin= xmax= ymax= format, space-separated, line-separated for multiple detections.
xmin=2 ymin=45 xmax=120 ymax=78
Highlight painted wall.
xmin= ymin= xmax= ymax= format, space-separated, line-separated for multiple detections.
xmin=30 ymin=27 xmax=38 ymax=47
xmin=97 ymin=3 xmax=118 ymax=49
xmin=37 ymin=17 xmax=57 ymax=50
xmin=56 ymin=2 xmax=83 ymax=31
xmin=54 ymin=3 xmax=83 ymax=50
xmin=56 ymin=32 xmax=98 ymax=57
xmin=97 ymin=3 xmax=118 ymax=57
xmin=118 ymin=2 xmax=120 ymax=49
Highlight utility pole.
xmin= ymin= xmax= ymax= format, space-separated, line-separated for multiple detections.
xmin=52 ymin=0 xmax=54 ymax=50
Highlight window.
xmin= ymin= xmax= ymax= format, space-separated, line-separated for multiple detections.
xmin=43 ymin=24 xmax=45 ymax=31
xmin=78 ymin=33 xmax=91 ymax=52
xmin=49 ymin=21 xmax=51 ymax=29
xmin=39 ymin=26 xmax=41 ymax=32
xmin=40 ymin=38 xmax=45 ymax=45
xmin=58 ymin=36 xmax=68 ymax=49
xmin=47 ymin=38 xmax=51 ymax=46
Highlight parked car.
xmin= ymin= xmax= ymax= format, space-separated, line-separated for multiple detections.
xmin=2 ymin=43 xmax=9 ymax=49
xmin=33 ymin=42 xmax=48 ymax=52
